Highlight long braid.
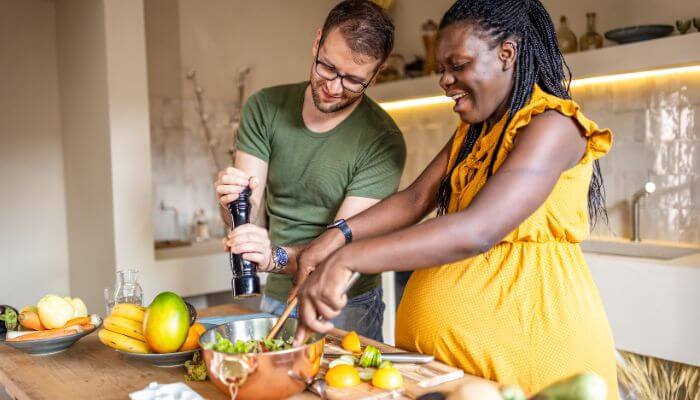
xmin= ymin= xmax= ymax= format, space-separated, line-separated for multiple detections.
xmin=435 ymin=0 xmax=607 ymax=226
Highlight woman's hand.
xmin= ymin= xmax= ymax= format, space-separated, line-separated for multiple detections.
xmin=293 ymin=251 xmax=354 ymax=343
xmin=289 ymin=229 xmax=346 ymax=301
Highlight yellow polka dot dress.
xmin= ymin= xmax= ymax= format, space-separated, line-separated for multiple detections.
xmin=396 ymin=85 xmax=619 ymax=397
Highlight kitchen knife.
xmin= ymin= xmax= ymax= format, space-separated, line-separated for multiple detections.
xmin=325 ymin=352 xmax=434 ymax=364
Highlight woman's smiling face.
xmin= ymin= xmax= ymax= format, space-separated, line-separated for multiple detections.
xmin=437 ymin=23 xmax=516 ymax=125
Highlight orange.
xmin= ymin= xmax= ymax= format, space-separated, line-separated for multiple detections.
xmin=372 ymin=367 xmax=403 ymax=390
xmin=341 ymin=331 xmax=362 ymax=354
xmin=325 ymin=364 xmax=361 ymax=388
xmin=178 ymin=323 xmax=206 ymax=351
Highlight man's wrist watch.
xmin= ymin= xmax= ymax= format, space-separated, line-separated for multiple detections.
xmin=327 ymin=219 xmax=353 ymax=244
xmin=270 ymin=245 xmax=289 ymax=273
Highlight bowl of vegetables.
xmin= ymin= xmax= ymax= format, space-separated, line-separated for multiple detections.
xmin=0 ymin=295 xmax=101 ymax=355
xmin=199 ymin=317 xmax=325 ymax=400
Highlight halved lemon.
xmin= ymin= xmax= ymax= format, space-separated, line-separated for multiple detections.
xmin=325 ymin=364 xmax=361 ymax=388
xmin=372 ymin=366 xmax=404 ymax=390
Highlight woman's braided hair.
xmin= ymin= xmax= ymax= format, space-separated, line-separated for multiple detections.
xmin=435 ymin=0 xmax=606 ymax=226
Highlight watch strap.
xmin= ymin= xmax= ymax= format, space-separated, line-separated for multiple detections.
xmin=328 ymin=219 xmax=353 ymax=244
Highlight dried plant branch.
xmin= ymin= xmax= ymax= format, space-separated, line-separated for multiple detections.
xmin=186 ymin=70 xmax=224 ymax=174
xmin=617 ymin=350 xmax=699 ymax=400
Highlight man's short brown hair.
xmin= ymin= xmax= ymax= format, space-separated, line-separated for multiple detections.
xmin=321 ymin=0 xmax=395 ymax=63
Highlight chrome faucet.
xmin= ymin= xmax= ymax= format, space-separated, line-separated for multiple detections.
xmin=160 ymin=201 xmax=181 ymax=240
xmin=631 ymin=181 xmax=656 ymax=242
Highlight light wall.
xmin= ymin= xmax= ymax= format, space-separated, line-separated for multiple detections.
xmin=0 ymin=0 xmax=69 ymax=307
xmin=56 ymin=0 xmax=118 ymax=313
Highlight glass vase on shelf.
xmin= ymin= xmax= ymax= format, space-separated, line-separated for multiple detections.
xmin=580 ymin=12 xmax=603 ymax=51
xmin=113 ymin=269 xmax=143 ymax=306
xmin=557 ymin=15 xmax=578 ymax=54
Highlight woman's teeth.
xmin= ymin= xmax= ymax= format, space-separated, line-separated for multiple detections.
xmin=451 ymin=93 xmax=468 ymax=102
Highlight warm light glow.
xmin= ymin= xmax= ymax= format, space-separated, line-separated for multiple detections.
xmin=378 ymin=65 xmax=700 ymax=111
xmin=570 ymin=65 xmax=700 ymax=87
xmin=379 ymin=95 xmax=453 ymax=111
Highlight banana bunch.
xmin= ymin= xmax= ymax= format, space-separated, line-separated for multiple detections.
xmin=98 ymin=303 xmax=150 ymax=354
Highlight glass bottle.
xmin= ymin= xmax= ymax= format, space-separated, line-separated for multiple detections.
xmin=113 ymin=269 xmax=144 ymax=306
xmin=557 ymin=15 xmax=578 ymax=54
xmin=580 ymin=12 xmax=603 ymax=51
xmin=421 ymin=19 xmax=439 ymax=76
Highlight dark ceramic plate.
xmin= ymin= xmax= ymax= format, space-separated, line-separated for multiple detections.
xmin=0 ymin=318 xmax=102 ymax=356
xmin=117 ymin=348 xmax=198 ymax=368
xmin=604 ymin=25 xmax=674 ymax=44
xmin=116 ymin=322 xmax=214 ymax=367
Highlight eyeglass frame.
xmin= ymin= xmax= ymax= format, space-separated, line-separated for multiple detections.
xmin=313 ymin=38 xmax=382 ymax=94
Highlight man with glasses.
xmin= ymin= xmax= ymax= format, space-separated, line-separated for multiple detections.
xmin=215 ymin=0 xmax=405 ymax=341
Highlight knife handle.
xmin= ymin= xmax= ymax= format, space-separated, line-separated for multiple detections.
xmin=382 ymin=353 xmax=435 ymax=364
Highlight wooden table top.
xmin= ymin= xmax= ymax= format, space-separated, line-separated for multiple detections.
xmin=0 ymin=304 xmax=488 ymax=399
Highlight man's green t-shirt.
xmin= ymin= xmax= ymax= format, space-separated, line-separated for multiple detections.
xmin=236 ymin=82 xmax=406 ymax=302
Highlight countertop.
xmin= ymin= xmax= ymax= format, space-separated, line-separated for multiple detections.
xmin=0 ymin=304 xmax=487 ymax=400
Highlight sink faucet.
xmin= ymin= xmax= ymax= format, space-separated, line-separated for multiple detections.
xmin=631 ymin=181 xmax=656 ymax=242
xmin=160 ymin=201 xmax=181 ymax=240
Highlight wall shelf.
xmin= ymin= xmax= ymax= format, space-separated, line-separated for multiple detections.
xmin=368 ymin=32 xmax=700 ymax=103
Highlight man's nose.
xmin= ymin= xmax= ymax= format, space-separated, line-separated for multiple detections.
xmin=325 ymin=77 xmax=344 ymax=96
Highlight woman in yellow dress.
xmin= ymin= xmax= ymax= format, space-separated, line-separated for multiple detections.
xmin=292 ymin=0 xmax=618 ymax=396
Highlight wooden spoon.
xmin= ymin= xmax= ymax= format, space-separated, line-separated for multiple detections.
xmin=265 ymin=271 xmax=361 ymax=341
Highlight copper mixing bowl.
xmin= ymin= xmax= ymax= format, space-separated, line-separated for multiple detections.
xmin=199 ymin=317 xmax=325 ymax=400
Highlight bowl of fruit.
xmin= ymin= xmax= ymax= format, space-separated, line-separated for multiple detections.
xmin=99 ymin=292 xmax=209 ymax=367
xmin=0 ymin=295 xmax=101 ymax=355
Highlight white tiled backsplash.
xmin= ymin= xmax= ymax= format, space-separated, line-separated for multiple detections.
xmin=151 ymin=72 xmax=700 ymax=245
xmin=150 ymin=97 xmax=237 ymax=241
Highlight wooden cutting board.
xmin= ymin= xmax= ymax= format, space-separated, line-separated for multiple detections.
xmin=315 ymin=335 xmax=464 ymax=400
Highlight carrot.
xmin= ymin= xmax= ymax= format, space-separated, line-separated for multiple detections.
xmin=6 ymin=327 xmax=79 ymax=342
xmin=80 ymin=323 xmax=95 ymax=330
xmin=63 ymin=317 xmax=90 ymax=328
xmin=18 ymin=311 xmax=45 ymax=331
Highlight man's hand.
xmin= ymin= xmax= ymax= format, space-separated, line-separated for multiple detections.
xmin=216 ymin=167 xmax=259 ymax=208
xmin=289 ymin=229 xmax=346 ymax=302
xmin=223 ymin=224 xmax=274 ymax=272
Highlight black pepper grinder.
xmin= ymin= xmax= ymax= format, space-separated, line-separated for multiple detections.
xmin=228 ymin=187 xmax=261 ymax=298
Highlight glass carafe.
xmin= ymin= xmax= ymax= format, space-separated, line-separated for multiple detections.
xmin=113 ymin=269 xmax=143 ymax=306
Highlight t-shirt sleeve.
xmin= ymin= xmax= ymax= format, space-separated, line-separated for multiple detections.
xmin=346 ymin=131 xmax=407 ymax=199
xmin=235 ymin=90 xmax=272 ymax=162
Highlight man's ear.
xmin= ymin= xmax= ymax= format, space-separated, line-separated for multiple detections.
xmin=500 ymin=39 xmax=517 ymax=71
xmin=312 ymin=28 xmax=322 ymax=57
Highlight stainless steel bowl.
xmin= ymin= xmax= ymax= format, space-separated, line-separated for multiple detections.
xmin=199 ymin=317 xmax=324 ymax=400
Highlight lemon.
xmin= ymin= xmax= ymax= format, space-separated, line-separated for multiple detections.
xmin=372 ymin=367 xmax=404 ymax=390
xmin=325 ymin=364 xmax=361 ymax=388
xmin=341 ymin=330 xmax=362 ymax=353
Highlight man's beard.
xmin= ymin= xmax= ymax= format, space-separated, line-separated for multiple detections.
xmin=310 ymin=79 xmax=362 ymax=114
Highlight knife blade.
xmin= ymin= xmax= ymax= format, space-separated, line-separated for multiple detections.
xmin=324 ymin=352 xmax=434 ymax=364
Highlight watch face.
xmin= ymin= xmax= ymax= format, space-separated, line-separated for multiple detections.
xmin=275 ymin=246 xmax=289 ymax=266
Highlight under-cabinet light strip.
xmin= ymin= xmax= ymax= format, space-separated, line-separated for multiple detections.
xmin=378 ymin=64 xmax=700 ymax=111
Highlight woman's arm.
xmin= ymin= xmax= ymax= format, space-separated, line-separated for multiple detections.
xmin=296 ymin=111 xmax=588 ymax=334
xmin=292 ymin=137 xmax=452 ymax=292
xmin=344 ymin=136 xmax=453 ymax=239
xmin=344 ymin=111 xmax=586 ymax=273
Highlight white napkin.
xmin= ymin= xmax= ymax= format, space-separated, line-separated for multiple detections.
xmin=129 ymin=382 xmax=204 ymax=400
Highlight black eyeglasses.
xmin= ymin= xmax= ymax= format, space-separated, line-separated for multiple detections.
xmin=314 ymin=52 xmax=377 ymax=94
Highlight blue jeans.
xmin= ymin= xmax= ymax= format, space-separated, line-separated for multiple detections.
xmin=260 ymin=287 xmax=385 ymax=342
